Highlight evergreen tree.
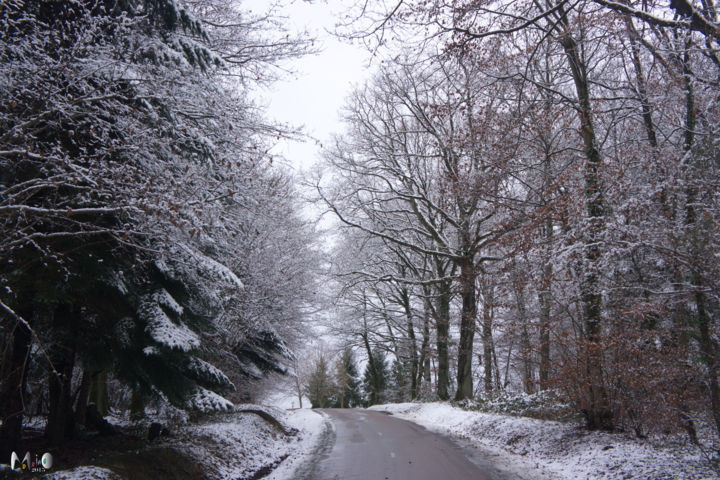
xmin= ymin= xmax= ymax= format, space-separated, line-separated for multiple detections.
xmin=387 ymin=359 xmax=410 ymax=403
xmin=334 ymin=348 xmax=362 ymax=408
xmin=363 ymin=349 xmax=388 ymax=406
xmin=305 ymin=354 xmax=334 ymax=408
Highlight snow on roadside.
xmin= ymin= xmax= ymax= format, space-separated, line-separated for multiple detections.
xmin=38 ymin=406 xmax=326 ymax=480
xmin=42 ymin=466 xmax=122 ymax=480
xmin=370 ymin=402 xmax=717 ymax=480
xmin=173 ymin=405 xmax=325 ymax=480
xmin=264 ymin=408 xmax=327 ymax=480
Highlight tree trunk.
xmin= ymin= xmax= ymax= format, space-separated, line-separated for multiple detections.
xmin=74 ymin=368 xmax=93 ymax=426
xmin=481 ymin=280 xmax=494 ymax=394
xmin=696 ymin=289 xmax=720 ymax=435
xmin=294 ymin=369 xmax=303 ymax=409
xmin=89 ymin=370 xmax=109 ymax=415
xmin=0 ymin=314 xmax=32 ymax=459
xmin=435 ymin=281 xmax=451 ymax=400
xmin=46 ymin=344 xmax=76 ymax=445
xmin=624 ymin=18 xmax=658 ymax=151
xmin=415 ymin=296 xmax=432 ymax=397
xmin=538 ymin=218 xmax=553 ymax=390
xmin=503 ymin=338 xmax=514 ymax=389
xmin=517 ymin=283 xmax=533 ymax=394
xmin=455 ymin=258 xmax=477 ymax=401
xmin=401 ymin=288 xmax=419 ymax=400
xmin=492 ymin=338 xmax=502 ymax=392
xmin=383 ymin=312 xmax=399 ymax=360
xmin=557 ymin=15 xmax=612 ymax=430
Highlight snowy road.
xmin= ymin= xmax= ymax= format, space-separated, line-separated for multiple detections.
xmin=307 ymin=409 xmax=494 ymax=480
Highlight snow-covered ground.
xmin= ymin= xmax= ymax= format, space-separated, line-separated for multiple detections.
xmin=41 ymin=401 xmax=716 ymax=479
xmin=168 ymin=405 xmax=327 ymax=480
xmin=42 ymin=406 xmax=327 ymax=480
xmin=45 ymin=466 xmax=122 ymax=480
xmin=264 ymin=408 xmax=328 ymax=480
xmin=370 ymin=402 xmax=718 ymax=480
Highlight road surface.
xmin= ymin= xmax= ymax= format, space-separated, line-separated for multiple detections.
xmin=307 ymin=408 xmax=495 ymax=480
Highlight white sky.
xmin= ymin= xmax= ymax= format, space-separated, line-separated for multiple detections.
xmin=245 ymin=0 xmax=373 ymax=173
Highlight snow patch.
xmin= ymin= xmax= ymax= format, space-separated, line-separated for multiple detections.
xmin=237 ymin=358 xmax=264 ymax=379
xmin=264 ymin=409 xmax=327 ymax=480
xmin=170 ymin=407 xmax=320 ymax=480
xmin=42 ymin=466 xmax=121 ymax=480
xmin=142 ymin=346 xmax=159 ymax=356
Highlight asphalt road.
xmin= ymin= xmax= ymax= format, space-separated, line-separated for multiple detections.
xmin=308 ymin=409 xmax=494 ymax=480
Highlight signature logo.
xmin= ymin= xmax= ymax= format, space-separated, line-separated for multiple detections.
xmin=10 ymin=451 xmax=52 ymax=473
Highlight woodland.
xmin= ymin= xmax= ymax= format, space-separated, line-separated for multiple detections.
xmin=0 ymin=0 xmax=318 ymax=458
xmin=1 ymin=0 xmax=720 ymax=472
xmin=310 ymin=0 xmax=720 ymax=446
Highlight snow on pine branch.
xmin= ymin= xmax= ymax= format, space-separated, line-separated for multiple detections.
xmin=139 ymin=297 xmax=200 ymax=352
xmin=155 ymin=243 xmax=243 ymax=292
xmin=181 ymin=244 xmax=244 ymax=290
xmin=153 ymin=288 xmax=184 ymax=316
xmin=186 ymin=387 xmax=234 ymax=412
xmin=187 ymin=356 xmax=235 ymax=390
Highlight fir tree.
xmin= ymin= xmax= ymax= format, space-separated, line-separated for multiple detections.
xmin=363 ymin=350 xmax=388 ymax=406
xmin=334 ymin=348 xmax=362 ymax=408
xmin=305 ymin=354 xmax=334 ymax=408
xmin=387 ymin=359 xmax=411 ymax=403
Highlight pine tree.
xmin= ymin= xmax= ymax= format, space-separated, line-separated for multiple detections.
xmin=334 ymin=348 xmax=362 ymax=408
xmin=363 ymin=350 xmax=388 ymax=406
xmin=387 ymin=359 xmax=410 ymax=403
xmin=305 ymin=355 xmax=334 ymax=408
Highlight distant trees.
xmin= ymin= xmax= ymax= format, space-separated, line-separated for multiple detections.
xmin=0 ymin=0 xmax=315 ymax=456
xmin=303 ymin=347 xmax=362 ymax=408
xmin=320 ymin=0 xmax=720 ymax=441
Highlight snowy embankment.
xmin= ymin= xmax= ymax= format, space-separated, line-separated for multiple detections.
xmin=263 ymin=408 xmax=328 ymax=480
xmin=173 ymin=406 xmax=326 ymax=480
xmin=44 ymin=406 xmax=326 ymax=480
xmin=370 ymin=402 xmax=717 ymax=480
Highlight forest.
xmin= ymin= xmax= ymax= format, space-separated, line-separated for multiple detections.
xmin=309 ymin=0 xmax=720 ymax=444
xmin=1 ymin=0 xmax=720 ymax=475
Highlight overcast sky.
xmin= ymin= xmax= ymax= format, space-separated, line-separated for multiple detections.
xmin=245 ymin=0 xmax=373 ymax=173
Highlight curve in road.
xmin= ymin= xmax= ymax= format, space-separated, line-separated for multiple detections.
xmin=308 ymin=408 xmax=494 ymax=480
